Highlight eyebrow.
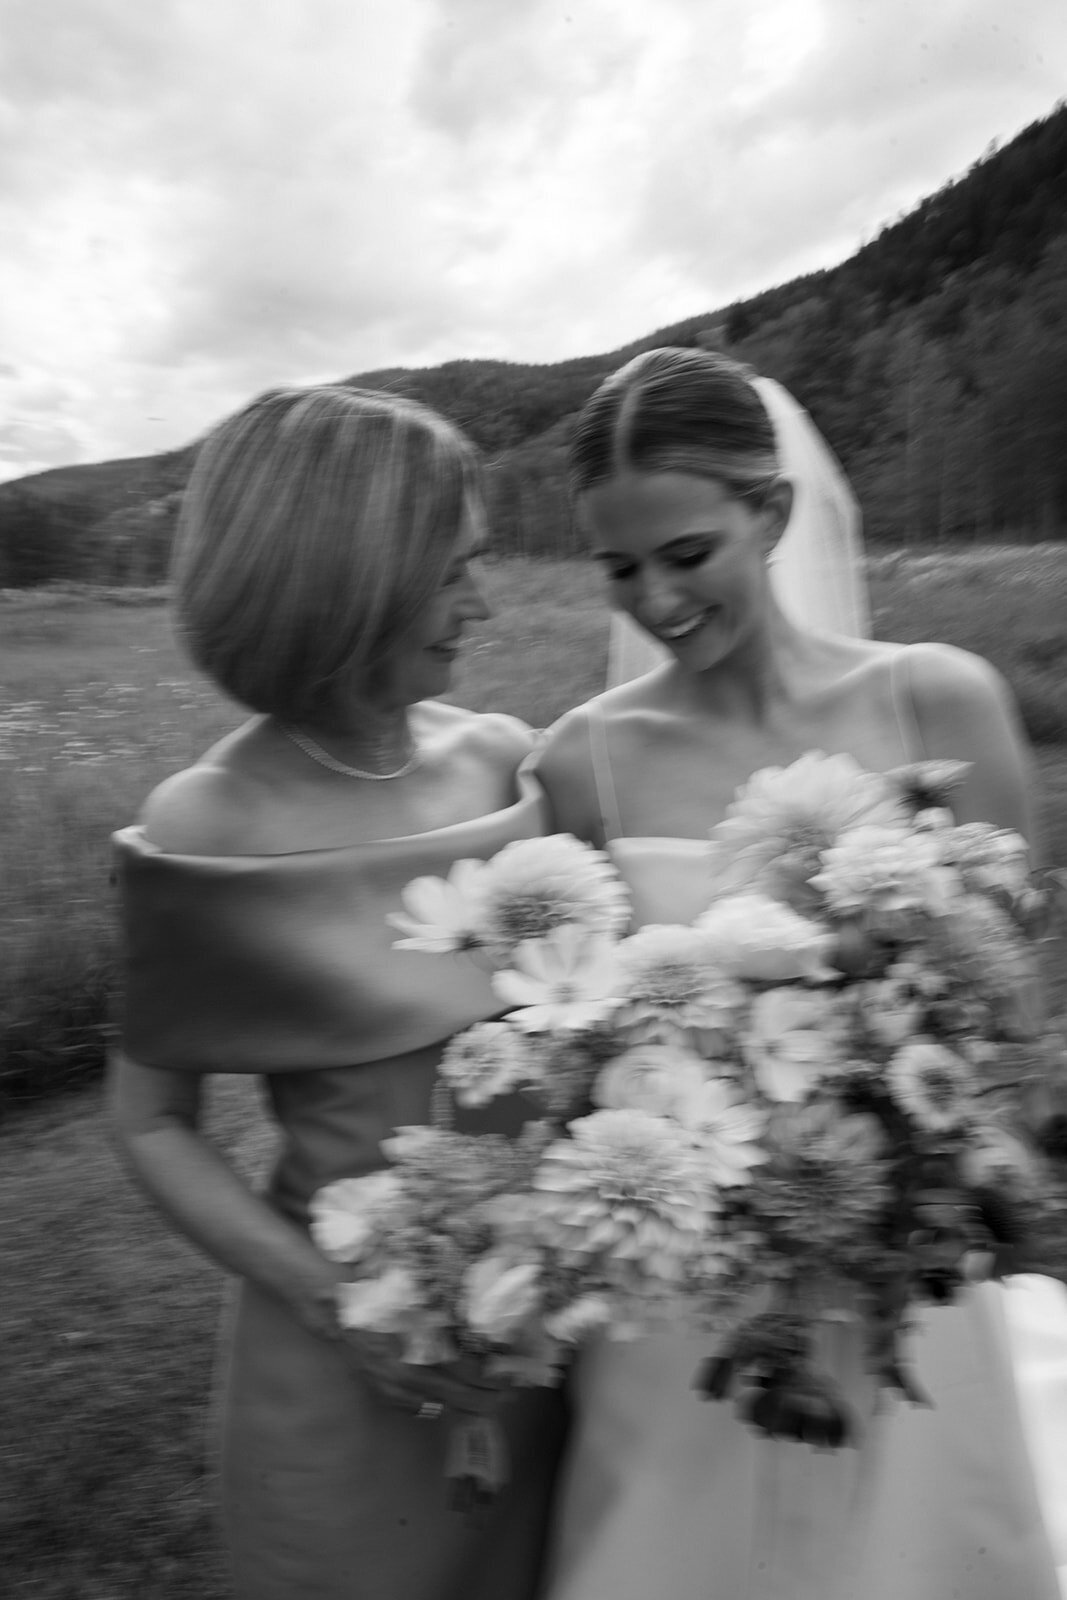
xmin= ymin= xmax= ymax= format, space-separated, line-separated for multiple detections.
xmin=594 ymin=531 xmax=722 ymax=558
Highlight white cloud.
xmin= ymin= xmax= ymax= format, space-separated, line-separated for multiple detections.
xmin=0 ymin=0 xmax=1062 ymax=476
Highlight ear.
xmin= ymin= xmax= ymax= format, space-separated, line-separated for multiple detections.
xmin=760 ymin=477 xmax=794 ymax=555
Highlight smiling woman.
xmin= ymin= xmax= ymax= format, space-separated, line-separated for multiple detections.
xmin=108 ymin=383 xmax=566 ymax=1600
xmin=535 ymin=346 xmax=1066 ymax=1600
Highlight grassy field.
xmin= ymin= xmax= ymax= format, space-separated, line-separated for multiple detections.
xmin=2 ymin=547 xmax=1067 ymax=1598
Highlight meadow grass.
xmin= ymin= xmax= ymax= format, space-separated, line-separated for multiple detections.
xmin=2 ymin=547 xmax=1067 ymax=1597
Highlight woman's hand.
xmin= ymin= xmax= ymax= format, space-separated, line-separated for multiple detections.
xmin=337 ymin=1330 xmax=506 ymax=1417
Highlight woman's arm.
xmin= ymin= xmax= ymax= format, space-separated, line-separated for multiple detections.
xmin=907 ymin=643 xmax=1040 ymax=850
xmin=109 ymin=1052 xmax=341 ymax=1331
xmin=109 ymin=1053 xmax=500 ymax=1413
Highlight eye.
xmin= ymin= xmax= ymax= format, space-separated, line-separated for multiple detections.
xmin=596 ymin=557 xmax=638 ymax=583
xmin=667 ymin=544 xmax=714 ymax=570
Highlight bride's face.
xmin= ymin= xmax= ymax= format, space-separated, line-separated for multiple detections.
xmin=582 ymin=469 xmax=785 ymax=669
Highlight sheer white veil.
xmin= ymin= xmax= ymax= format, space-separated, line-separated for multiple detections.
xmin=606 ymin=375 xmax=870 ymax=686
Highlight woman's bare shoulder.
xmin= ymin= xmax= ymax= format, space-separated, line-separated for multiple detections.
xmin=138 ymin=719 xmax=269 ymax=855
xmin=139 ymin=763 xmax=261 ymax=855
xmin=420 ymin=701 xmax=535 ymax=767
xmin=895 ymin=640 xmax=1014 ymax=716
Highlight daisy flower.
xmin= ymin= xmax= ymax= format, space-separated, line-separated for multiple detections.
xmin=388 ymin=859 xmax=488 ymax=952
xmin=492 ymin=925 xmax=624 ymax=1032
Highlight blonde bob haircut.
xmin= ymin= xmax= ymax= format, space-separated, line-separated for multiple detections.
xmin=173 ymin=384 xmax=482 ymax=723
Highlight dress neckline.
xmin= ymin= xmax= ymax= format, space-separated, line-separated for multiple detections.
xmin=115 ymin=749 xmax=543 ymax=865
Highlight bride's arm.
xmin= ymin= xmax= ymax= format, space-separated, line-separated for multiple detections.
xmin=904 ymin=643 xmax=1040 ymax=849
xmin=533 ymin=707 xmax=605 ymax=845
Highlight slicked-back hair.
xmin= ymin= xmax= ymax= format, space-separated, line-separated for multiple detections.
xmin=173 ymin=384 xmax=482 ymax=723
xmin=569 ymin=347 xmax=779 ymax=503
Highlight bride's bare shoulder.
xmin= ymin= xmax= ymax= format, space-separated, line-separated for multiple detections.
xmin=873 ymin=640 xmax=1019 ymax=734
xmin=534 ymin=679 xmax=663 ymax=841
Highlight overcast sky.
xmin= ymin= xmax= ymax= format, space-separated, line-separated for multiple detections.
xmin=0 ymin=0 xmax=1062 ymax=480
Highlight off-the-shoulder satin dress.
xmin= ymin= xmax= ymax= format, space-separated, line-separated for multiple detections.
xmin=113 ymin=753 xmax=567 ymax=1600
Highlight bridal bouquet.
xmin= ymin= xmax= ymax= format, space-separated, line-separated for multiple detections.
xmin=326 ymin=760 xmax=1065 ymax=1467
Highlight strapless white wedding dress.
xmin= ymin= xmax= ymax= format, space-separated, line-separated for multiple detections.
xmin=545 ymin=837 xmax=1067 ymax=1600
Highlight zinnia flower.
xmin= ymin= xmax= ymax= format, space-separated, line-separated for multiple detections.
xmin=677 ymin=1077 xmax=766 ymax=1187
xmin=707 ymin=751 xmax=907 ymax=902
xmin=614 ymin=924 xmax=742 ymax=1035
xmin=388 ymin=859 xmax=488 ymax=952
xmin=593 ymin=1041 xmax=709 ymax=1119
xmin=529 ymin=1108 xmax=711 ymax=1282
xmin=742 ymin=986 xmax=848 ymax=1102
xmin=751 ymin=1102 xmax=893 ymax=1263
xmin=438 ymin=1021 xmax=535 ymax=1108
xmin=887 ymin=1038 xmax=974 ymax=1131
xmin=859 ymin=969 xmax=925 ymax=1050
xmin=492 ymin=925 xmax=624 ymax=1032
xmin=476 ymin=834 xmax=631 ymax=954
xmin=696 ymin=893 xmax=834 ymax=982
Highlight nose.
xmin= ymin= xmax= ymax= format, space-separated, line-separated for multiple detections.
xmin=635 ymin=561 xmax=684 ymax=625
xmin=454 ymin=567 xmax=491 ymax=624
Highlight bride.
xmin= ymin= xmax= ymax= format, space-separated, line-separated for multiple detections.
xmin=535 ymin=346 xmax=1067 ymax=1599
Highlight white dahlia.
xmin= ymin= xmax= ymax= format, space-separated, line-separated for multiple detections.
xmin=813 ymin=824 xmax=957 ymax=927
xmin=614 ymin=924 xmax=742 ymax=1035
xmin=492 ymin=925 xmax=624 ymax=1032
xmin=695 ymin=893 xmax=834 ymax=982
xmin=707 ymin=752 xmax=907 ymax=899
xmin=476 ymin=834 xmax=631 ymax=955
xmin=530 ymin=1108 xmax=711 ymax=1281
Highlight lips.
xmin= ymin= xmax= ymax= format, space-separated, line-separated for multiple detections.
xmin=655 ymin=608 xmax=715 ymax=642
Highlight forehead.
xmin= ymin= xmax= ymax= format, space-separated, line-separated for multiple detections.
xmin=579 ymin=470 xmax=743 ymax=552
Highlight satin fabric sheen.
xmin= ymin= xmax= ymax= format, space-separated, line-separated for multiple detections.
xmin=545 ymin=838 xmax=1062 ymax=1600
xmin=112 ymin=754 xmax=567 ymax=1600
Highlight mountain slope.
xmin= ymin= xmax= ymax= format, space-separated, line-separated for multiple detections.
xmin=2 ymin=103 xmax=1064 ymax=581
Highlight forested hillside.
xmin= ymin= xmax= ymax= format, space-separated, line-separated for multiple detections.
xmin=2 ymin=104 xmax=1064 ymax=582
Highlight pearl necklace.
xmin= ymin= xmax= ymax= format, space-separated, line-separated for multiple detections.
xmin=281 ymin=723 xmax=422 ymax=781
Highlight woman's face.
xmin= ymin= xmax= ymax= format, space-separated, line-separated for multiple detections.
xmin=388 ymin=499 xmax=492 ymax=706
xmin=581 ymin=469 xmax=788 ymax=672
